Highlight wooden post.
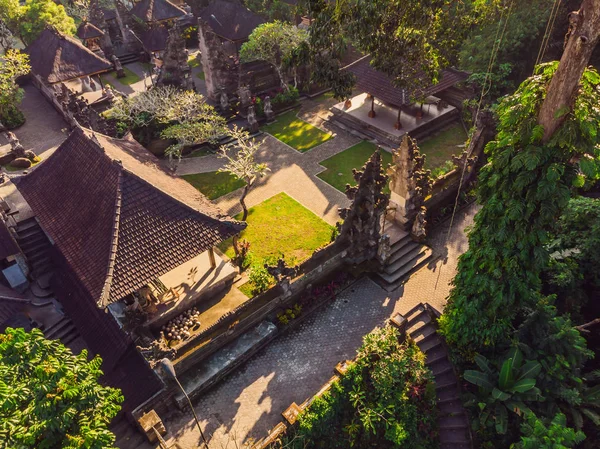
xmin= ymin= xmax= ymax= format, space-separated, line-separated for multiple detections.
xmin=368 ymin=95 xmax=376 ymax=118
xmin=208 ymin=247 xmax=216 ymax=269
xmin=395 ymin=108 xmax=402 ymax=129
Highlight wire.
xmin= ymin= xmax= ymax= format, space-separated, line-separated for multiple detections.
xmin=432 ymin=0 xmax=515 ymax=293
xmin=534 ymin=0 xmax=562 ymax=69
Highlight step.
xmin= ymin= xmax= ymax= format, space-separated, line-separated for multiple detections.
xmin=35 ymin=272 xmax=54 ymax=290
xmin=420 ymin=337 xmax=442 ymax=353
xmin=62 ymin=330 xmax=81 ymax=346
xmin=22 ymin=240 xmax=51 ymax=256
xmin=378 ymin=247 xmax=433 ymax=286
xmin=15 ymin=218 xmax=38 ymax=233
xmin=385 ymin=242 xmax=422 ymax=271
xmin=427 ymin=350 xmax=449 ymax=367
xmin=425 ymin=344 xmax=447 ymax=361
xmin=411 ymin=323 xmax=437 ymax=342
xmin=403 ymin=303 xmax=427 ymax=323
xmin=438 ymin=398 xmax=464 ymax=417
xmin=439 ymin=415 xmax=468 ymax=430
xmin=437 ymin=386 xmax=461 ymax=403
xmin=406 ymin=310 xmax=431 ymax=332
xmin=45 ymin=317 xmax=72 ymax=340
xmin=18 ymin=233 xmax=48 ymax=250
xmin=432 ymin=361 xmax=454 ymax=377
xmin=439 ymin=427 xmax=470 ymax=445
xmin=30 ymin=282 xmax=53 ymax=298
xmin=28 ymin=251 xmax=52 ymax=266
xmin=16 ymin=226 xmax=44 ymax=240
xmin=30 ymin=255 xmax=52 ymax=270
xmin=434 ymin=369 xmax=457 ymax=387
xmin=389 ymin=234 xmax=412 ymax=253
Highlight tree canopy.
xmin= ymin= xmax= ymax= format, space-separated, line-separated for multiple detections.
xmin=0 ymin=49 xmax=30 ymax=128
xmin=0 ymin=328 xmax=123 ymax=449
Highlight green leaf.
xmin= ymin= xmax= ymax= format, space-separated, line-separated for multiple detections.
xmin=494 ymin=403 xmax=508 ymax=434
xmin=499 ymin=358 xmax=514 ymax=390
xmin=505 ymin=347 xmax=523 ymax=370
xmin=464 ymin=370 xmax=494 ymax=390
xmin=581 ymin=408 xmax=600 ymax=426
xmin=510 ymin=378 xmax=536 ymax=393
xmin=492 ymin=387 xmax=511 ymax=401
xmin=517 ymin=361 xmax=541 ymax=381
xmin=474 ymin=354 xmax=494 ymax=375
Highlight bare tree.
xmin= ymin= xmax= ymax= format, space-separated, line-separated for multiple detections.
xmin=218 ymin=126 xmax=269 ymax=221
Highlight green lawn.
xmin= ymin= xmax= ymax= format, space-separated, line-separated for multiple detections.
xmin=102 ymin=67 xmax=141 ymax=87
xmin=197 ymin=71 xmax=205 ymax=80
xmin=186 ymin=147 xmax=213 ymax=158
xmin=317 ymin=141 xmax=393 ymax=193
xmin=218 ymin=192 xmax=334 ymax=265
xmin=262 ymin=109 xmax=333 ymax=152
xmin=188 ymin=55 xmax=201 ymax=68
xmin=417 ymin=123 xmax=468 ymax=169
xmin=182 ymin=171 xmax=245 ymax=200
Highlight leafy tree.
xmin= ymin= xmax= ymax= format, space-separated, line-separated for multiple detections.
xmin=2 ymin=0 xmax=76 ymax=45
xmin=218 ymin=126 xmax=269 ymax=221
xmin=239 ymin=21 xmax=308 ymax=91
xmin=543 ymin=196 xmax=600 ymax=314
xmin=438 ymin=62 xmax=600 ymax=357
xmin=0 ymin=49 xmax=30 ymax=128
xmin=245 ymin=0 xmax=296 ymax=22
xmin=512 ymin=412 xmax=585 ymax=449
xmin=0 ymin=327 xmax=123 ymax=449
xmin=464 ymin=348 xmax=543 ymax=435
xmin=304 ymin=0 xmax=499 ymax=99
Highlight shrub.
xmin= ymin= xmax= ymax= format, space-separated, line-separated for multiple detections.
xmin=280 ymin=326 xmax=437 ymax=449
xmin=430 ymin=160 xmax=455 ymax=180
xmin=272 ymin=86 xmax=299 ymax=108
xmin=0 ymin=105 xmax=25 ymax=129
xmin=248 ymin=265 xmax=274 ymax=295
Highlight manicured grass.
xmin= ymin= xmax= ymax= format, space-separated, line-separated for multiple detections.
xmin=182 ymin=171 xmax=245 ymax=200
xmin=218 ymin=192 xmax=335 ymax=265
xmin=186 ymin=147 xmax=213 ymax=158
xmin=314 ymin=90 xmax=336 ymax=102
xmin=102 ymin=67 xmax=141 ymax=87
xmin=197 ymin=71 xmax=205 ymax=80
xmin=262 ymin=109 xmax=333 ymax=152
xmin=417 ymin=123 xmax=468 ymax=169
xmin=238 ymin=282 xmax=254 ymax=298
xmin=317 ymin=141 xmax=393 ymax=193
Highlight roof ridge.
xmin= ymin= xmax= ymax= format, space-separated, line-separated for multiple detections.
xmin=98 ymin=167 xmax=123 ymax=308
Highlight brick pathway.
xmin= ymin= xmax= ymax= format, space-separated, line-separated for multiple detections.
xmin=122 ymin=203 xmax=477 ymax=449
xmin=175 ymin=104 xmax=362 ymax=226
xmin=0 ymin=85 xmax=68 ymax=160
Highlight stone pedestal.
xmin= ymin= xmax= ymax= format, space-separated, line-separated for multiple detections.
xmin=137 ymin=410 xmax=167 ymax=443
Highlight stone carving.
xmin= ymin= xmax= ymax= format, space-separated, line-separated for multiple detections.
xmin=81 ymin=76 xmax=93 ymax=93
xmin=411 ymin=206 xmax=427 ymax=242
xmin=111 ymin=55 xmax=126 ymax=78
xmin=136 ymin=333 xmax=176 ymax=367
xmin=338 ymin=150 xmax=389 ymax=263
xmin=377 ymin=233 xmax=391 ymax=264
xmin=451 ymin=150 xmax=478 ymax=173
xmin=220 ymin=90 xmax=229 ymax=114
xmin=266 ymin=257 xmax=297 ymax=298
xmin=104 ymin=84 xmax=115 ymax=101
xmin=238 ymin=86 xmax=251 ymax=108
xmin=156 ymin=22 xmax=195 ymax=91
xmin=264 ymin=96 xmax=274 ymax=121
xmin=247 ymin=105 xmax=259 ymax=133
xmin=5 ymin=132 xmax=25 ymax=158
xmin=388 ymin=135 xmax=432 ymax=230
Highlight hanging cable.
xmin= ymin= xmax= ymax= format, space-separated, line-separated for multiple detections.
xmin=534 ymin=0 xmax=562 ymax=69
xmin=432 ymin=0 xmax=514 ymax=293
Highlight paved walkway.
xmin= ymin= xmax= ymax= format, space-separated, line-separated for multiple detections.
xmin=121 ymin=203 xmax=477 ymax=449
xmin=176 ymin=107 xmax=362 ymax=225
xmin=0 ymin=85 xmax=68 ymax=160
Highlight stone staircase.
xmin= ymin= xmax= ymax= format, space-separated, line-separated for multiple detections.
xmin=14 ymin=218 xmax=54 ymax=298
xmin=397 ymin=303 xmax=472 ymax=449
xmin=42 ymin=314 xmax=81 ymax=347
xmin=117 ymin=53 xmax=140 ymax=65
xmin=374 ymin=231 xmax=433 ymax=292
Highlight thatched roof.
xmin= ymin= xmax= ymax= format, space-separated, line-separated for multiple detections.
xmin=77 ymin=21 xmax=105 ymax=40
xmin=130 ymin=0 xmax=186 ymax=22
xmin=199 ymin=1 xmax=264 ymax=41
xmin=27 ymin=28 xmax=113 ymax=84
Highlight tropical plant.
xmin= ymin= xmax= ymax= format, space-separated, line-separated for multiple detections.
xmin=218 ymin=126 xmax=270 ymax=221
xmin=439 ymin=62 xmax=600 ymax=357
xmin=239 ymin=21 xmax=308 ymax=91
xmin=248 ymin=264 xmax=273 ymax=295
xmin=464 ymin=348 xmax=543 ymax=435
xmin=511 ymin=412 xmax=585 ymax=449
xmin=245 ymin=0 xmax=296 ymax=22
xmin=0 ymin=327 xmax=123 ymax=448
xmin=0 ymin=49 xmax=30 ymax=129
xmin=12 ymin=0 xmax=76 ymax=45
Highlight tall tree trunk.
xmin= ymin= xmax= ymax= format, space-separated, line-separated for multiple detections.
xmin=240 ymin=183 xmax=250 ymax=221
xmin=538 ymin=0 xmax=600 ymax=142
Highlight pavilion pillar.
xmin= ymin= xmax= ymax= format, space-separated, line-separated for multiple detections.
xmin=394 ymin=108 xmax=402 ymax=129
xmin=208 ymin=247 xmax=216 ymax=269
xmin=368 ymin=96 xmax=376 ymax=118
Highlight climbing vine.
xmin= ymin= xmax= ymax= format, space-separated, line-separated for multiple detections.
xmin=439 ymin=62 xmax=600 ymax=357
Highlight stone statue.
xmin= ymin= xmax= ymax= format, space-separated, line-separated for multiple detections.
xmin=220 ymin=90 xmax=229 ymax=114
xmin=81 ymin=76 xmax=93 ymax=93
xmin=111 ymin=55 xmax=126 ymax=78
xmin=247 ymin=105 xmax=259 ymax=133
xmin=266 ymin=257 xmax=297 ymax=298
xmin=136 ymin=333 xmax=176 ymax=367
xmin=5 ymin=132 xmax=25 ymax=158
xmin=238 ymin=86 xmax=251 ymax=108
xmin=411 ymin=206 xmax=427 ymax=242
xmin=264 ymin=96 xmax=274 ymax=122
xmin=104 ymin=84 xmax=115 ymax=101
xmin=377 ymin=234 xmax=391 ymax=264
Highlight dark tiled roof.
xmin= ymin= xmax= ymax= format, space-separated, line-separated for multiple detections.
xmin=0 ymin=220 xmax=19 ymax=260
xmin=16 ymin=128 xmax=245 ymax=308
xmin=26 ymin=28 xmax=113 ymax=84
xmin=130 ymin=0 xmax=186 ymax=22
xmin=199 ymin=1 xmax=264 ymax=41
xmin=77 ymin=21 xmax=105 ymax=40
xmin=344 ymin=56 xmax=469 ymax=107
xmin=141 ymin=25 xmax=169 ymax=52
